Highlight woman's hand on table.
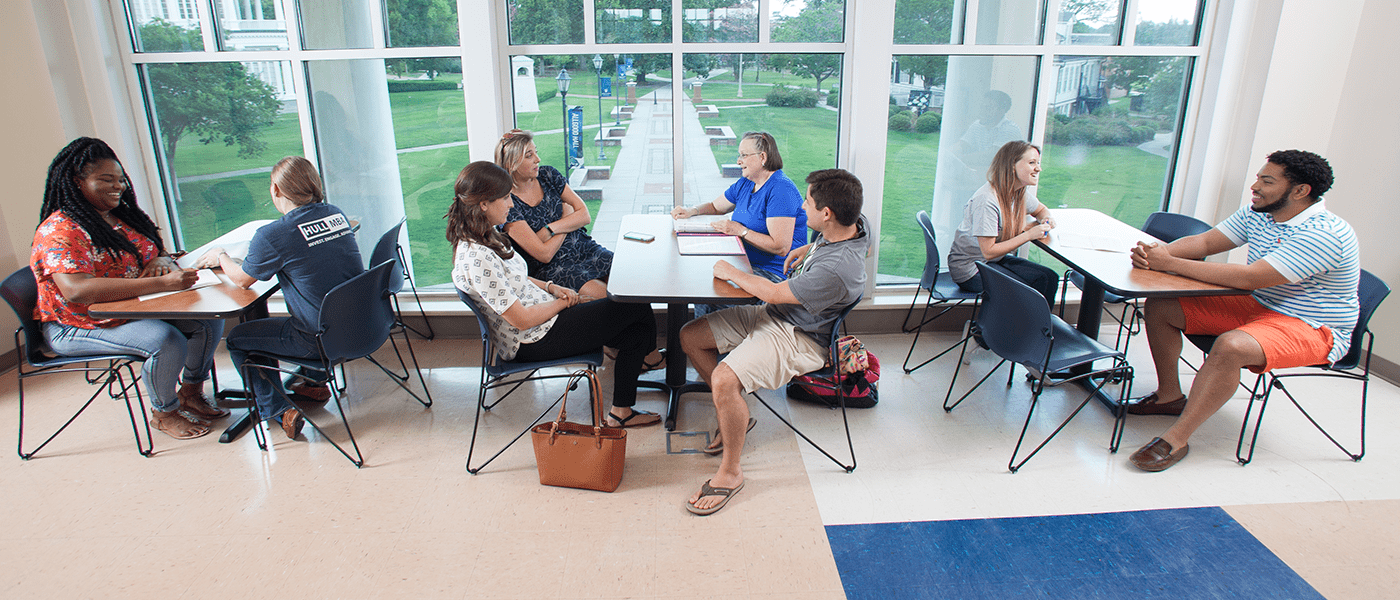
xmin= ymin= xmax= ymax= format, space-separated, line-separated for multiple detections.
xmin=141 ymin=255 xmax=179 ymax=277
xmin=670 ymin=205 xmax=697 ymax=220
xmin=709 ymin=219 xmax=746 ymax=237
xmin=161 ymin=268 xmax=200 ymax=291
xmin=194 ymin=247 xmax=227 ymax=269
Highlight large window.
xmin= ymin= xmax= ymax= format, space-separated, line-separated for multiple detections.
xmin=119 ymin=0 xmax=1211 ymax=293
xmin=879 ymin=0 xmax=1206 ymax=282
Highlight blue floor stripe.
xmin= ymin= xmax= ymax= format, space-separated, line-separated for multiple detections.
xmin=826 ymin=507 xmax=1322 ymax=599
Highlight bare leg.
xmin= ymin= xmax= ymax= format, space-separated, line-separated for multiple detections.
xmin=680 ymin=318 xmax=730 ymax=451
xmin=1143 ymin=297 xmax=1188 ymax=403
xmin=1158 ymin=330 xmax=1265 ymax=449
xmin=690 ymin=363 xmax=747 ymax=511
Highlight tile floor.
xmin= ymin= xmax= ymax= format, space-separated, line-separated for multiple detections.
xmin=1 ymin=328 xmax=1397 ymax=599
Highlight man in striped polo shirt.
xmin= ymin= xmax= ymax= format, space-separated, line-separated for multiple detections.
xmin=1124 ymin=149 xmax=1359 ymax=472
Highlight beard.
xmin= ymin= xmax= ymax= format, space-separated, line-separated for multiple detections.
xmin=1250 ymin=195 xmax=1289 ymax=213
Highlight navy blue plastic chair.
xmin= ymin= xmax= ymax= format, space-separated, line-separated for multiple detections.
xmin=1061 ymin=211 xmax=1213 ymax=352
xmin=902 ymin=211 xmax=980 ymax=374
xmin=751 ymin=296 xmax=862 ymax=473
xmin=369 ymin=219 xmax=433 ymax=403
xmin=240 ymin=260 xmax=432 ymax=467
xmin=371 ymin=217 xmax=434 ymax=339
xmin=1226 ymin=269 xmax=1389 ymax=465
xmin=457 ymin=288 xmax=605 ymax=474
xmin=2 ymin=267 xmax=151 ymax=459
xmin=944 ymin=263 xmax=1134 ymax=472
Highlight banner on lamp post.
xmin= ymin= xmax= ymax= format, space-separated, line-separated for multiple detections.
xmin=600 ymin=77 xmax=612 ymax=98
xmin=566 ymin=105 xmax=585 ymax=174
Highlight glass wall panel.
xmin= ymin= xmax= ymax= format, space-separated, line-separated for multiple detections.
xmin=683 ymin=0 xmax=757 ymax=43
xmin=878 ymin=55 xmax=1037 ymax=281
xmin=507 ymin=0 xmax=584 ymax=45
xmin=127 ymin=0 xmax=205 ymax=52
xmin=1040 ymin=56 xmax=1194 ymax=230
xmin=305 ymin=60 xmax=410 ymax=265
xmin=597 ymin=0 xmax=672 ymax=44
xmin=1135 ymin=0 xmax=1201 ymax=46
xmin=386 ymin=0 xmax=461 ymax=47
xmin=214 ymin=0 xmax=291 ymax=51
xmin=695 ymin=52 xmax=840 ymax=206
xmin=507 ymin=53 xmax=663 ymax=250
xmin=299 ymin=0 xmax=375 ymax=49
xmin=770 ymin=0 xmax=844 ymax=43
xmin=893 ymin=0 xmax=962 ymax=45
xmin=1056 ymin=0 xmax=1122 ymax=46
xmin=141 ymin=60 xmax=300 ymax=250
xmin=975 ymin=0 xmax=1043 ymax=45
xmin=386 ymin=59 xmax=467 ymax=286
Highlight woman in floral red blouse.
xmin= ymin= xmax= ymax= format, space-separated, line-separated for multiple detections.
xmin=31 ymin=138 xmax=226 ymax=440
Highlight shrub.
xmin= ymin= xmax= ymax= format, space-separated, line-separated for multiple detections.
xmin=537 ymin=88 xmax=557 ymax=104
xmin=1047 ymin=112 xmax=1161 ymax=146
xmin=826 ymin=87 xmax=839 ymax=109
xmin=765 ymin=85 xmax=818 ymax=108
xmin=914 ymin=111 xmax=941 ymax=133
xmin=888 ymin=112 xmax=912 ymax=132
xmin=387 ymin=80 xmax=458 ymax=93
xmin=889 ymin=104 xmax=905 ymax=117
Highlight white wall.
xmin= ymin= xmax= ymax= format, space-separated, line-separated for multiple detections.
xmin=1325 ymin=0 xmax=1400 ymax=367
xmin=0 ymin=1 xmax=71 ymax=346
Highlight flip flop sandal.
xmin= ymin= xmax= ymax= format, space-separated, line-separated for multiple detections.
xmin=607 ymin=408 xmax=661 ymax=428
xmin=686 ymin=479 xmax=745 ymax=516
xmin=702 ymin=417 xmax=757 ymax=456
xmin=150 ymin=413 xmax=212 ymax=440
xmin=641 ymin=349 xmax=667 ymax=372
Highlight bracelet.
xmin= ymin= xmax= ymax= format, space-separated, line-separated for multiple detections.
xmin=544 ymin=224 xmax=556 ymax=237
xmin=545 ymin=281 xmax=555 ymax=294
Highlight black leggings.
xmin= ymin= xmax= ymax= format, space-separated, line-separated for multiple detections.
xmin=513 ymin=298 xmax=656 ymax=408
xmin=956 ymin=255 xmax=1059 ymax=309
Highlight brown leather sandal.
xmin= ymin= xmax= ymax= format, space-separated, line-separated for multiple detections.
xmin=150 ymin=412 xmax=212 ymax=440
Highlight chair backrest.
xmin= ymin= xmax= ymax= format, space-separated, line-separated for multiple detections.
xmin=975 ymin=262 xmax=1053 ymax=365
xmin=1141 ymin=211 xmax=1212 ymax=243
xmin=0 ymin=267 xmax=49 ymax=364
xmin=823 ymin=296 xmax=862 ymax=364
xmin=316 ymin=260 xmax=398 ymax=365
xmin=370 ymin=218 xmax=407 ymax=294
xmin=915 ymin=211 xmax=941 ymax=291
xmin=1333 ymin=269 xmax=1391 ymax=370
xmin=456 ymin=287 xmax=502 ymax=364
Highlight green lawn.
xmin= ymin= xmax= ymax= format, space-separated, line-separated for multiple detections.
xmin=704 ymin=105 xmax=838 ymax=180
xmin=169 ymin=112 xmax=304 ymax=178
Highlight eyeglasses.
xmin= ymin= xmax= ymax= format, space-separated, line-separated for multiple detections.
xmin=737 ymin=151 xmax=760 ymax=160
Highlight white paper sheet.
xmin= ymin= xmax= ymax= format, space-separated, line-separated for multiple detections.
xmin=136 ymin=269 xmax=224 ymax=301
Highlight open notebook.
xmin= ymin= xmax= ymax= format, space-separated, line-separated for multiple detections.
xmin=676 ymin=234 xmax=745 ymax=255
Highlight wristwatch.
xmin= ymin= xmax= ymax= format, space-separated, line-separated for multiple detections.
xmin=740 ymin=227 xmax=750 ymax=239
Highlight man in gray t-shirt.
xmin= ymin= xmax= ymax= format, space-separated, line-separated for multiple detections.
xmin=678 ymin=169 xmax=868 ymax=516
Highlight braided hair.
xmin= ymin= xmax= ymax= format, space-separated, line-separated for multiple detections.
xmin=40 ymin=137 xmax=165 ymax=258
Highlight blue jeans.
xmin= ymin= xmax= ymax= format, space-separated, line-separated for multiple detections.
xmin=43 ymin=318 xmax=224 ymax=413
xmin=225 ymin=317 xmax=325 ymax=422
xmin=693 ymin=266 xmax=785 ymax=318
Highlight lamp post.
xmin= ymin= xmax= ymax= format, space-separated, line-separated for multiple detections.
xmin=613 ymin=53 xmax=621 ymax=125
xmin=593 ymin=54 xmax=606 ymax=161
xmin=556 ymin=68 xmax=571 ymax=180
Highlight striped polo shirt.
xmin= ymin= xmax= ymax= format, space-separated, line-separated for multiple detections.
xmin=1216 ymin=200 xmax=1360 ymax=363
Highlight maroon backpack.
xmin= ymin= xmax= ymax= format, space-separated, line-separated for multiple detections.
xmin=786 ymin=351 xmax=879 ymax=409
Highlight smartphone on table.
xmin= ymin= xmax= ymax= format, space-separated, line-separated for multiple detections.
xmin=623 ymin=231 xmax=655 ymax=242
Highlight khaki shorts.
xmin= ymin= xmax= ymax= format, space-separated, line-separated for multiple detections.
xmin=1178 ymin=295 xmax=1333 ymax=373
xmin=705 ymin=305 xmax=829 ymax=394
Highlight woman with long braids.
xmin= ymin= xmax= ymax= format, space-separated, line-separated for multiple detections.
xmin=448 ymin=161 xmax=662 ymax=428
xmin=945 ymin=140 xmax=1060 ymax=307
xmin=31 ymin=137 xmax=227 ymax=440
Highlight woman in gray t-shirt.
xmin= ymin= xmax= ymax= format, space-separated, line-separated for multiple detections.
xmin=945 ymin=141 xmax=1059 ymax=307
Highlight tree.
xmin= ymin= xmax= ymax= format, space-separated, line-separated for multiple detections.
xmin=385 ymin=0 xmax=460 ymax=78
xmin=893 ymin=0 xmax=955 ymax=44
xmin=140 ymin=21 xmax=279 ymax=184
xmin=507 ymin=0 xmax=584 ymax=45
xmin=1103 ymin=55 xmax=1169 ymax=97
xmin=770 ymin=2 xmax=843 ymax=91
xmin=136 ymin=17 xmax=202 ymax=52
xmin=684 ymin=54 xmax=717 ymax=80
xmin=595 ymin=0 xmax=670 ymax=44
xmin=900 ymin=55 xmax=948 ymax=90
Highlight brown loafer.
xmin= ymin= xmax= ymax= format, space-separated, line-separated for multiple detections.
xmin=280 ymin=409 xmax=305 ymax=440
xmin=288 ymin=381 xmax=332 ymax=403
xmin=1130 ymin=437 xmax=1189 ymax=472
xmin=1126 ymin=393 xmax=1187 ymax=416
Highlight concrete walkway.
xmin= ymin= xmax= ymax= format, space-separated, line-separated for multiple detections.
xmin=585 ymin=86 xmax=737 ymax=246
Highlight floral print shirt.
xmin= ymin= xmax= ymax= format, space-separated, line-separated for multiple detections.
xmin=31 ymin=212 xmax=158 ymax=329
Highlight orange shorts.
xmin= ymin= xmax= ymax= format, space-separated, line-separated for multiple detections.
xmin=1178 ymin=295 xmax=1333 ymax=373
